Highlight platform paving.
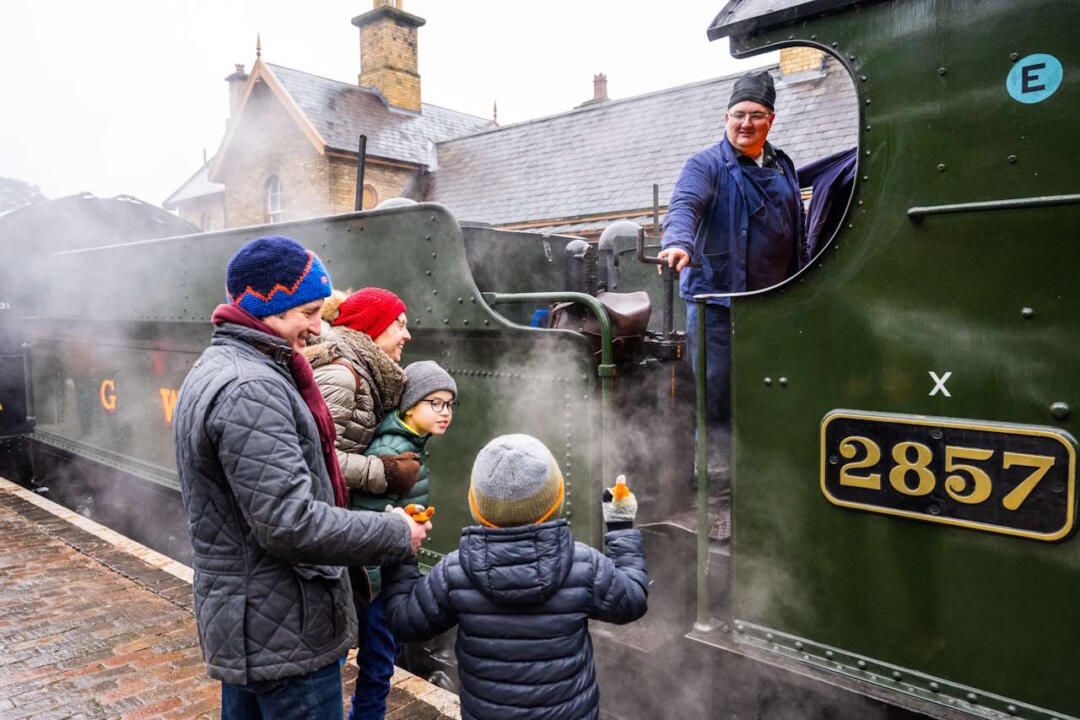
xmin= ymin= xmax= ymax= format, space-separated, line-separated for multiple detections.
xmin=0 ymin=477 xmax=459 ymax=719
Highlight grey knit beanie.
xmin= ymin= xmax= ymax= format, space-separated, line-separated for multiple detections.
xmin=469 ymin=434 xmax=565 ymax=528
xmin=400 ymin=361 xmax=457 ymax=412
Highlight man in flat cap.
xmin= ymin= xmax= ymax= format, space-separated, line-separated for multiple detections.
xmin=658 ymin=70 xmax=803 ymax=487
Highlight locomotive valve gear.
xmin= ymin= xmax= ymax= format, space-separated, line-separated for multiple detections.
xmin=381 ymin=451 xmax=422 ymax=495
xmin=602 ymin=474 xmax=638 ymax=530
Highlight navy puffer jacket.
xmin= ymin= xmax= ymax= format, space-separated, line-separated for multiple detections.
xmin=383 ymin=520 xmax=648 ymax=720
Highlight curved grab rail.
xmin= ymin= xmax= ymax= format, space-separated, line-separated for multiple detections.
xmin=482 ymin=291 xmax=615 ymax=534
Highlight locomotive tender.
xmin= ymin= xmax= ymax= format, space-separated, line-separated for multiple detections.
xmin=1 ymin=0 xmax=1077 ymax=718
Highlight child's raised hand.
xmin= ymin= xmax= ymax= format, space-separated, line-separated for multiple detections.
xmin=601 ymin=474 xmax=637 ymax=528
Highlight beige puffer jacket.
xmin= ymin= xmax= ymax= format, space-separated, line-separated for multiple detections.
xmin=304 ymin=299 xmax=407 ymax=494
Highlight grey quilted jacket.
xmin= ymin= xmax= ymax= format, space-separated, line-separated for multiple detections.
xmin=174 ymin=322 xmax=414 ymax=685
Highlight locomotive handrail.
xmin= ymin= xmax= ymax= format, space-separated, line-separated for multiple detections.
xmin=482 ymin=291 xmax=615 ymax=506
xmin=907 ymin=193 xmax=1080 ymax=221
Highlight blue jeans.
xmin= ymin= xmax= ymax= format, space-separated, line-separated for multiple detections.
xmin=221 ymin=660 xmax=343 ymax=720
xmin=686 ymin=302 xmax=732 ymax=478
xmin=347 ymin=595 xmax=397 ymax=720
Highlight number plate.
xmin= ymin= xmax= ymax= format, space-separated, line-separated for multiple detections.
xmin=821 ymin=411 xmax=1077 ymax=541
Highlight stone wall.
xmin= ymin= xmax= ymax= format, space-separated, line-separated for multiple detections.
xmin=218 ymin=83 xmax=331 ymax=227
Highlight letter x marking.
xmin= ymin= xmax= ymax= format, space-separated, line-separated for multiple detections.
xmin=929 ymin=371 xmax=952 ymax=397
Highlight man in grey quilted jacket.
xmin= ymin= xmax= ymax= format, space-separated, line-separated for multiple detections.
xmin=174 ymin=236 xmax=428 ymax=719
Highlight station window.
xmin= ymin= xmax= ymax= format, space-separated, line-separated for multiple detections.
xmin=362 ymin=183 xmax=378 ymax=210
xmin=266 ymin=176 xmax=284 ymax=224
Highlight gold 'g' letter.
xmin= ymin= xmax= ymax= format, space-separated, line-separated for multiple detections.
xmin=100 ymin=379 xmax=117 ymax=413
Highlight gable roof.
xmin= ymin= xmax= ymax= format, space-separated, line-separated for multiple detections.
xmin=200 ymin=60 xmax=493 ymax=187
xmin=163 ymin=159 xmax=224 ymax=208
xmin=268 ymin=63 xmax=494 ymax=164
xmin=422 ymin=56 xmax=858 ymax=228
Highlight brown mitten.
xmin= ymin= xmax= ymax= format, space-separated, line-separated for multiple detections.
xmin=381 ymin=452 xmax=421 ymax=494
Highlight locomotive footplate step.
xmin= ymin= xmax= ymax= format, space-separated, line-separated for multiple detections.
xmin=0 ymin=477 xmax=461 ymax=719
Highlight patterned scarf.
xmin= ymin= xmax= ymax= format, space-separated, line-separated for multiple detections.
xmin=211 ymin=304 xmax=348 ymax=508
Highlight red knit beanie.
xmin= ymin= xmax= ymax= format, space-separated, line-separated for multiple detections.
xmin=333 ymin=287 xmax=406 ymax=339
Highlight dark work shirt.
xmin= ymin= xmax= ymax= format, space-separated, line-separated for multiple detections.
xmin=737 ymin=144 xmax=799 ymax=290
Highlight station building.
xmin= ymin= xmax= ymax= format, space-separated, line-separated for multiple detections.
xmin=165 ymin=0 xmax=857 ymax=239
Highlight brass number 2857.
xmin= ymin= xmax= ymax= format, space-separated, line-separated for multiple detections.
xmin=839 ymin=436 xmax=1055 ymax=511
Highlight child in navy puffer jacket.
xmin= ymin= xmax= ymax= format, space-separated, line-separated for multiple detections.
xmin=382 ymin=434 xmax=648 ymax=720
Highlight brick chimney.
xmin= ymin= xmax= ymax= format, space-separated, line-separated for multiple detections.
xmin=779 ymin=47 xmax=825 ymax=76
xmin=352 ymin=0 xmax=425 ymax=112
xmin=576 ymin=72 xmax=609 ymax=108
xmin=593 ymin=73 xmax=608 ymax=102
xmin=225 ymin=63 xmax=248 ymax=119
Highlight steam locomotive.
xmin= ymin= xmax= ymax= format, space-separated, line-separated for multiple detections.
xmin=2 ymin=0 xmax=1077 ymax=718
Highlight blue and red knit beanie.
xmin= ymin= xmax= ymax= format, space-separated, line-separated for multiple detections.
xmin=225 ymin=236 xmax=332 ymax=317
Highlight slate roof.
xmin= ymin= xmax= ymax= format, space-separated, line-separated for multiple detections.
xmin=163 ymin=161 xmax=223 ymax=208
xmin=267 ymin=63 xmax=494 ymax=164
xmin=423 ymin=56 xmax=858 ymax=229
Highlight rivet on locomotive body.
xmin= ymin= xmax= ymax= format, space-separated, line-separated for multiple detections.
xmin=859 ymin=75 xmax=867 ymax=82
xmin=1049 ymin=402 xmax=1071 ymax=421
xmin=443 ymin=319 xmax=449 ymax=325
xmin=431 ymin=252 xmax=437 ymax=259
xmin=965 ymin=692 xmax=978 ymax=703
xmin=425 ymin=270 xmax=432 ymax=276
xmin=1021 ymin=307 xmax=1034 ymax=319
xmin=862 ymin=176 xmax=869 ymax=182
xmin=891 ymin=671 xmax=902 ymax=681
xmin=937 ymin=67 xmax=946 ymax=75
xmin=483 ymin=319 xmax=490 ymax=325
xmin=1009 ymin=52 xmax=1020 ymax=62
xmin=735 ymin=622 xmax=745 ymax=633
xmin=829 ymin=455 xmax=839 ymax=465
xmin=432 ymin=289 xmax=438 ymax=295
xmin=937 ymin=164 xmax=947 ymax=172
xmin=865 ymin=125 xmax=872 ymax=132
xmin=426 ymin=306 xmax=432 ymax=313
xmin=856 ymin=659 xmax=867 ymax=669
xmin=929 ymin=682 xmax=940 ymax=692
xmin=810 ymin=34 xmax=817 ymax=40
xmin=462 ymin=319 xmax=469 ymax=326
xmin=857 ymin=200 xmax=864 ymax=206
xmin=764 ymin=377 xmax=773 ymax=386
xmin=457 ymin=297 xmax=463 ymax=304
xmin=865 ymin=149 xmax=871 ymax=156
xmin=864 ymin=98 xmax=871 ymax=105
xmin=778 ymin=377 xmax=788 ymax=387
xmin=425 ymin=234 xmax=431 ymax=241
xmin=794 ymin=641 xmax=804 ymax=650
xmin=930 ymin=428 xmax=943 ymax=440
xmin=848 ymin=54 xmax=855 ymax=61
xmin=430 ymin=215 xmax=437 ymax=221
xmin=831 ymin=41 xmax=838 ymax=48
xmin=1006 ymin=705 xmax=1018 ymax=715
xmin=825 ymin=650 xmax=834 ymax=658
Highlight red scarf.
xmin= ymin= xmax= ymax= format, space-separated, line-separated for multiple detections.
xmin=211 ymin=304 xmax=348 ymax=508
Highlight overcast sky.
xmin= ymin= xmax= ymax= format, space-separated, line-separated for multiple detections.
xmin=0 ymin=1 xmax=774 ymax=205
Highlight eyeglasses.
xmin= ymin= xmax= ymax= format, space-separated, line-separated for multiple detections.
xmin=423 ymin=398 xmax=459 ymax=414
xmin=728 ymin=111 xmax=772 ymax=123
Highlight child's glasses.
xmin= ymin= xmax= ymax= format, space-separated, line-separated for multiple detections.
xmin=423 ymin=398 xmax=459 ymax=414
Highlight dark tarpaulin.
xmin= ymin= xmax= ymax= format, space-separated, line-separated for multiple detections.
xmin=798 ymin=146 xmax=856 ymax=263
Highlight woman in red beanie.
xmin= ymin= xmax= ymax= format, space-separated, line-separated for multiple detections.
xmin=303 ymin=287 xmax=418 ymax=719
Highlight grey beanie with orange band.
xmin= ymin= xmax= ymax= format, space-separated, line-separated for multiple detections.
xmin=469 ymin=434 xmax=564 ymax=528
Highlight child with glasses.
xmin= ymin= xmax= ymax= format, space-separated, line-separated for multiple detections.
xmin=348 ymin=360 xmax=457 ymax=720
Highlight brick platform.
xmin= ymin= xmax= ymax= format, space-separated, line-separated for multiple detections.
xmin=0 ymin=477 xmax=459 ymax=719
